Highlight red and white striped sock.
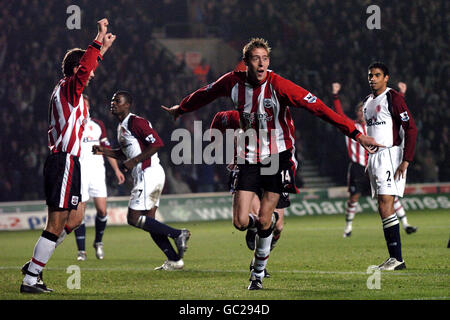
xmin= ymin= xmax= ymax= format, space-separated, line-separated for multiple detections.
xmin=23 ymin=231 xmax=58 ymax=285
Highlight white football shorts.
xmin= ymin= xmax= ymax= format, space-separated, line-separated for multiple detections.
xmin=81 ymin=164 xmax=107 ymax=202
xmin=366 ymin=146 xmax=406 ymax=198
xmin=129 ymin=164 xmax=165 ymax=210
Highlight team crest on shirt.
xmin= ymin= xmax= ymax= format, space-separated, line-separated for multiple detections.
xmin=263 ymin=98 xmax=273 ymax=109
xmin=71 ymin=196 xmax=79 ymax=206
xmin=399 ymin=111 xmax=410 ymax=121
xmin=303 ymin=92 xmax=317 ymax=104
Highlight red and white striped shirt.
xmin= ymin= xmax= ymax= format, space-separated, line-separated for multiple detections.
xmin=48 ymin=41 xmax=102 ymax=157
xmin=333 ymin=95 xmax=368 ymax=167
xmin=179 ymin=70 xmax=360 ymax=163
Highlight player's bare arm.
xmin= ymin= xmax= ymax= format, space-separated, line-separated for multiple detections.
xmin=94 ymin=18 xmax=108 ymax=44
xmin=93 ymin=18 xmax=116 ymax=56
xmin=356 ymin=134 xmax=384 ymax=154
xmin=122 ymin=145 xmax=162 ymax=171
xmin=100 ymin=33 xmax=116 ymax=56
xmin=394 ymin=160 xmax=409 ymax=181
xmin=161 ymin=104 xmax=182 ymax=121
xmin=398 ymin=82 xmax=407 ymax=95
xmin=106 ymin=157 xmax=125 ymax=184
xmin=332 ymin=82 xmax=341 ymax=95
xmin=92 ymin=145 xmax=126 ymax=160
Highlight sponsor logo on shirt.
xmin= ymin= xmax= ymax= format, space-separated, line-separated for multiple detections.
xmin=367 ymin=117 xmax=386 ymax=126
xmin=242 ymin=112 xmax=273 ymax=125
xmin=82 ymin=136 xmax=99 ymax=143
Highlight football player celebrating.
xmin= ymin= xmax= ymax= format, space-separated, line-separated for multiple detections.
xmin=162 ymin=38 xmax=382 ymax=290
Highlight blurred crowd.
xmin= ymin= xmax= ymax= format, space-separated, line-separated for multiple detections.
xmin=0 ymin=0 xmax=448 ymax=202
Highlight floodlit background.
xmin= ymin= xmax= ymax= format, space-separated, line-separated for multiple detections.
xmin=0 ymin=0 xmax=448 ymax=201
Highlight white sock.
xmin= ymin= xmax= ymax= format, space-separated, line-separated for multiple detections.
xmin=345 ymin=201 xmax=357 ymax=231
xmin=55 ymin=228 xmax=67 ymax=248
xmin=253 ymin=232 xmax=272 ymax=277
xmin=23 ymin=233 xmax=57 ymax=285
xmin=394 ymin=197 xmax=409 ymax=227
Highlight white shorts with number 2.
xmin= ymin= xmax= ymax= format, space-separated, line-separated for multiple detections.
xmin=366 ymin=146 xmax=406 ymax=198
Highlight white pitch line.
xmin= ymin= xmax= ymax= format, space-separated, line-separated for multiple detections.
xmin=2 ymin=266 xmax=449 ymax=277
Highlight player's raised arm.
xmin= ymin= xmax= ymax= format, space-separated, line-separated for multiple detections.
xmin=94 ymin=18 xmax=108 ymax=44
xmin=162 ymin=72 xmax=236 ymax=121
xmin=331 ymin=82 xmax=346 ymax=117
xmin=68 ymin=18 xmax=116 ymax=103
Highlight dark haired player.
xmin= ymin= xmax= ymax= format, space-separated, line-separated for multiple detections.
xmin=331 ymin=82 xmax=417 ymax=238
xmin=93 ymin=91 xmax=191 ymax=270
xmin=363 ymin=62 xmax=417 ymax=270
xmin=74 ymin=94 xmax=125 ymax=261
xmin=162 ymin=38 xmax=382 ymax=290
xmin=20 ymin=19 xmax=116 ymax=293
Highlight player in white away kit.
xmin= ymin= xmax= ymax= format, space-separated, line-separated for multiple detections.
xmin=93 ymin=91 xmax=190 ymax=270
xmin=363 ymin=62 xmax=417 ymax=271
xmin=75 ymin=94 xmax=125 ymax=261
xmin=331 ymin=83 xmax=417 ymax=238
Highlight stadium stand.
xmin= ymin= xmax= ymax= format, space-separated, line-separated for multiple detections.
xmin=0 ymin=0 xmax=448 ymax=201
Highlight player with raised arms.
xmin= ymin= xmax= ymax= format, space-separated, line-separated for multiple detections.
xmin=162 ymin=38 xmax=383 ymax=290
xmin=20 ymin=18 xmax=116 ymax=293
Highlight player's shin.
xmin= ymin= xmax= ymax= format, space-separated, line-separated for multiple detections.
xmin=23 ymin=231 xmax=58 ymax=285
xmin=95 ymin=214 xmax=107 ymax=243
xmin=74 ymin=222 xmax=86 ymax=251
xmin=382 ymin=213 xmax=403 ymax=261
xmin=55 ymin=224 xmax=72 ymax=248
xmin=252 ymin=228 xmax=273 ymax=278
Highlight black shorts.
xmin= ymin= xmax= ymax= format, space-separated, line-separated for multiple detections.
xmin=44 ymin=152 xmax=81 ymax=210
xmin=347 ymin=162 xmax=371 ymax=196
xmin=229 ymin=171 xmax=290 ymax=209
xmin=235 ymin=150 xmax=298 ymax=195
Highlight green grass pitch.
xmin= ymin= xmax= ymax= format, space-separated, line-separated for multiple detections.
xmin=1 ymin=210 xmax=448 ymax=300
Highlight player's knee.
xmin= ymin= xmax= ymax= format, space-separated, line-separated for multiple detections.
xmin=96 ymin=210 xmax=107 ymax=218
xmin=233 ymin=221 xmax=247 ymax=231
xmin=232 ymin=215 xmax=248 ymax=231
xmin=127 ymin=212 xmax=138 ymax=227
xmin=257 ymin=215 xmax=271 ymax=229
